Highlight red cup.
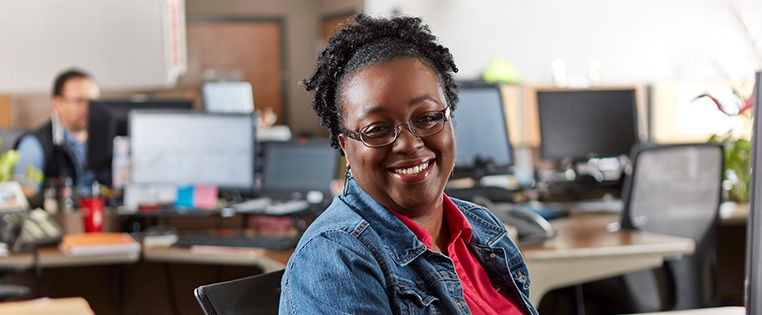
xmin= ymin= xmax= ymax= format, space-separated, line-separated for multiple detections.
xmin=81 ymin=197 xmax=105 ymax=233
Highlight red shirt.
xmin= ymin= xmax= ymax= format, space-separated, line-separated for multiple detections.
xmin=389 ymin=195 xmax=525 ymax=315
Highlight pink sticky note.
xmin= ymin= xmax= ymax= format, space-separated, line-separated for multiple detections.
xmin=193 ymin=185 xmax=219 ymax=209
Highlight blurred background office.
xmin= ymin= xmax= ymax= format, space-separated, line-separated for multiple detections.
xmin=0 ymin=1 xmax=760 ymax=314
xmin=1 ymin=0 xmax=760 ymax=140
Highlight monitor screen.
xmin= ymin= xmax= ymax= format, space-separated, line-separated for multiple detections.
xmin=261 ymin=139 xmax=338 ymax=199
xmin=129 ymin=111 xmax=255 ymax=188
xmin=537 ymin=88 xmax=638 ymax=160
xmin=202 ymin=81 xmax=254 ymax=113
xmin=452 ymin=81 xmax=514 ymax=179
xmin=87 ymin=99 xmax=193 ymax=176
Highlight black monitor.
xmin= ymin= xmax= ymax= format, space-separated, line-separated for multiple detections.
xmin=260 ymin=138 xmax=339 ymax=200
xmin=537 ymin=88 xmax=638 ymax=161
xmin=452 ymin=81 xmax=514 ymax=180
xmin=86 ymin=99 xmax=194 ymax=177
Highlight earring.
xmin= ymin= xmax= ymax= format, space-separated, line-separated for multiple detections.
xmin=343 ymin=168 xmax=350 ymax=196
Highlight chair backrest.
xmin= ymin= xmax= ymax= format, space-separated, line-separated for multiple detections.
xmin=0 ymin=128 xmax=27 ymax=154
xmin=194 ymin=269 xmax=284 ymax=315
xmin=619 ymin=143 xmax=724 ymax=311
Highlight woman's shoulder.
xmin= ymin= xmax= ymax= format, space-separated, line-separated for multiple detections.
xmin=305 ymin=197 xmax=365 ymax=232
xmin=296 ymin=197 xmax=375 ymax=249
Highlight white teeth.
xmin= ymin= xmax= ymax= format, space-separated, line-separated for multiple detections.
xmin=394 ymin=162 xmax=428 ymax=175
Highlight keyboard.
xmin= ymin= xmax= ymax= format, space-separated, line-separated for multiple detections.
xmin=173 ymin=230 xmax=300 ymax=251
xmin=232 ymin=198 xmax=310 ymax=215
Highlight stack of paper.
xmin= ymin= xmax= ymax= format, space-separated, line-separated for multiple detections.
xmin=59 ymin=233 xmax=140 ymax=256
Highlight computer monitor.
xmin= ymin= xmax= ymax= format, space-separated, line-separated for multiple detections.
xmin=746 ymin=71 xmax=762 ymax=314
xmin=129 ymin=111 xmax=255 ymax=188
xmin=452 ymin=81 xmax=514 ymax=179
xmin=202 ymin=81 xmax=255 ymax=113
xmin=537 ymin=88 xmax=638 ymax=161
xmin=260 ymin=139 xmax=338 ymax=200
xmin=87 ymin=99 xmax=193 ymax=176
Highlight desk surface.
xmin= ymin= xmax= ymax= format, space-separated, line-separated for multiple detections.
xmin=720 ymin=202 xmax=749 ymax=225
xmin=0 ymin=211 xmax=698 ymax=309
xmin=0 ymin=246 xmax=139 ymax=269
xmin=637 ymin=307 xmax=745 ymax=315
xmin=520 ymin=212 xmax=695 ymax=306
xmin=0 ymin=244 xmax=289 ymax=273
xmin=142 ymin=246 xmax=292 ymax=273
xmin=0 ymin=297 xmax=94 ymax=315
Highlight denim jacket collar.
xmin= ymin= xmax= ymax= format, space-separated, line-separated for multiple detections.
xmin=340 ymin=173 xmax=427 ymax=266
xmin=339 ymin=172 xmax=507 ymax=265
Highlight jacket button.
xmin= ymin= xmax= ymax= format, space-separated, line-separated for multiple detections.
xmin=489 ymin=253 xmax=496 ymax=258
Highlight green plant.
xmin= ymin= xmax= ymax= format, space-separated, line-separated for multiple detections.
xmin=709 ymin=134 xmax=751 ymax=202
xmin=696 ymin=88 xmax=754 ymax=202
xmin=0 ymin=138 xmax=44 ymax=184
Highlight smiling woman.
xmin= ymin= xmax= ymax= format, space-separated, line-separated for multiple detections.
xmin=278 ymin=14 xmax=539 ymax=315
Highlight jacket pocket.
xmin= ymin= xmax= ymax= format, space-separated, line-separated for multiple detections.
xmin=394 ymin=281 xmax=445 ymax=314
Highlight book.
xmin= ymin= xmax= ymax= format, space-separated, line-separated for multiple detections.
xmin=59 ymin=232 xmax=140 ymax=256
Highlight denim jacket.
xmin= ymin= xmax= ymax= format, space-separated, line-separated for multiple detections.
xmin=279 ymin=174 xmax=539 ymax=314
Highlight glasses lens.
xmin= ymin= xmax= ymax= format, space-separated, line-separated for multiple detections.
xmin=360 ymin=124 xmax=396 ymax=147
xmin=411 ymin=111 xmax=446 ymax=137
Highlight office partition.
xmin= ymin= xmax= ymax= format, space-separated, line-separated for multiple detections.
xmin=746 ymin=71 xmax=761 ymax=314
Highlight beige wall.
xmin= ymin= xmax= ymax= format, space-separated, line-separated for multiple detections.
xmin=319 ymin=0 xmax=362 ymax=15
xmin=184 ymin=0 xmax=362 ymax=137
xmin=8 ymin=0 xmax=364 ymax=136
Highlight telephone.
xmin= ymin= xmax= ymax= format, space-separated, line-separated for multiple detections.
xmin=497 ymin=205 xmax=555 ymax=246
xmin=18 ymin=209 xmax=64 ymax=250
xmin=468 ymin=196 xmax=556 ymax=246
xmin=0 ymin=209 xmax=64 ymax=253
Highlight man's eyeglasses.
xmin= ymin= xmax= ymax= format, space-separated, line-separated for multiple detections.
xmin=343 ymin=108 xmax=451 ymax=148
xmin=58 ymin=96 xmax=90 ymax=105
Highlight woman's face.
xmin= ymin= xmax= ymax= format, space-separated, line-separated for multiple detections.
xmin=338 ymin=57 xmax=455 ymax=216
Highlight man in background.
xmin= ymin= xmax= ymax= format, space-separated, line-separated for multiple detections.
xmin=13 ymin=69 xmax=101 ymax=207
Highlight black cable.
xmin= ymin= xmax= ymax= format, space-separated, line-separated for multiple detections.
xmin=162 ymin=263 xmax=181 ymax=315
xmin=574 ymin=284 xmax=586 ymax=315
xmin=32 ymin=246 xmax=42 ymax=297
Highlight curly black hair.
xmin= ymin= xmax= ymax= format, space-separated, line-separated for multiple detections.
xmin=302 ymin=13 xmax=459 ymax=153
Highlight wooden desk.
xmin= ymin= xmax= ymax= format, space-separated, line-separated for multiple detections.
xmin=0 ymin=297 xmax=94 ymax=315
xmin=720 ymin=201 xmax=749 ymax=226
xmin=637 ymin=306 xmax=745 ymax=314
xmin=0 ymin=212 xmax=698 ymax=311
xmin=0 ymin=246 xmax=139 ymax=269
xmin=520 ymin=213 xmax=696 ymax=306
xmin=142 ymin=246 xmax=292 ymax=273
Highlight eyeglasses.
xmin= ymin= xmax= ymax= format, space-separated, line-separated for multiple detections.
xmin=58 ymin=96 xmax=90 ymax=105
xmin=343 ymin=108 xmax=451 ymax=148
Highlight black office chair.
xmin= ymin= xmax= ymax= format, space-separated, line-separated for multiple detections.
xmin=0 ymin=127 xmax=27 ymax=154
xmin=0 ymin=266 xmax=30 ymax=301
xmin=581 ymin=143 xmax=724 ymax=313
xmin=0 ymin=210 xmax=31 ymax=301
xmin=194 ymin=268 xmax=284 ymax=315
